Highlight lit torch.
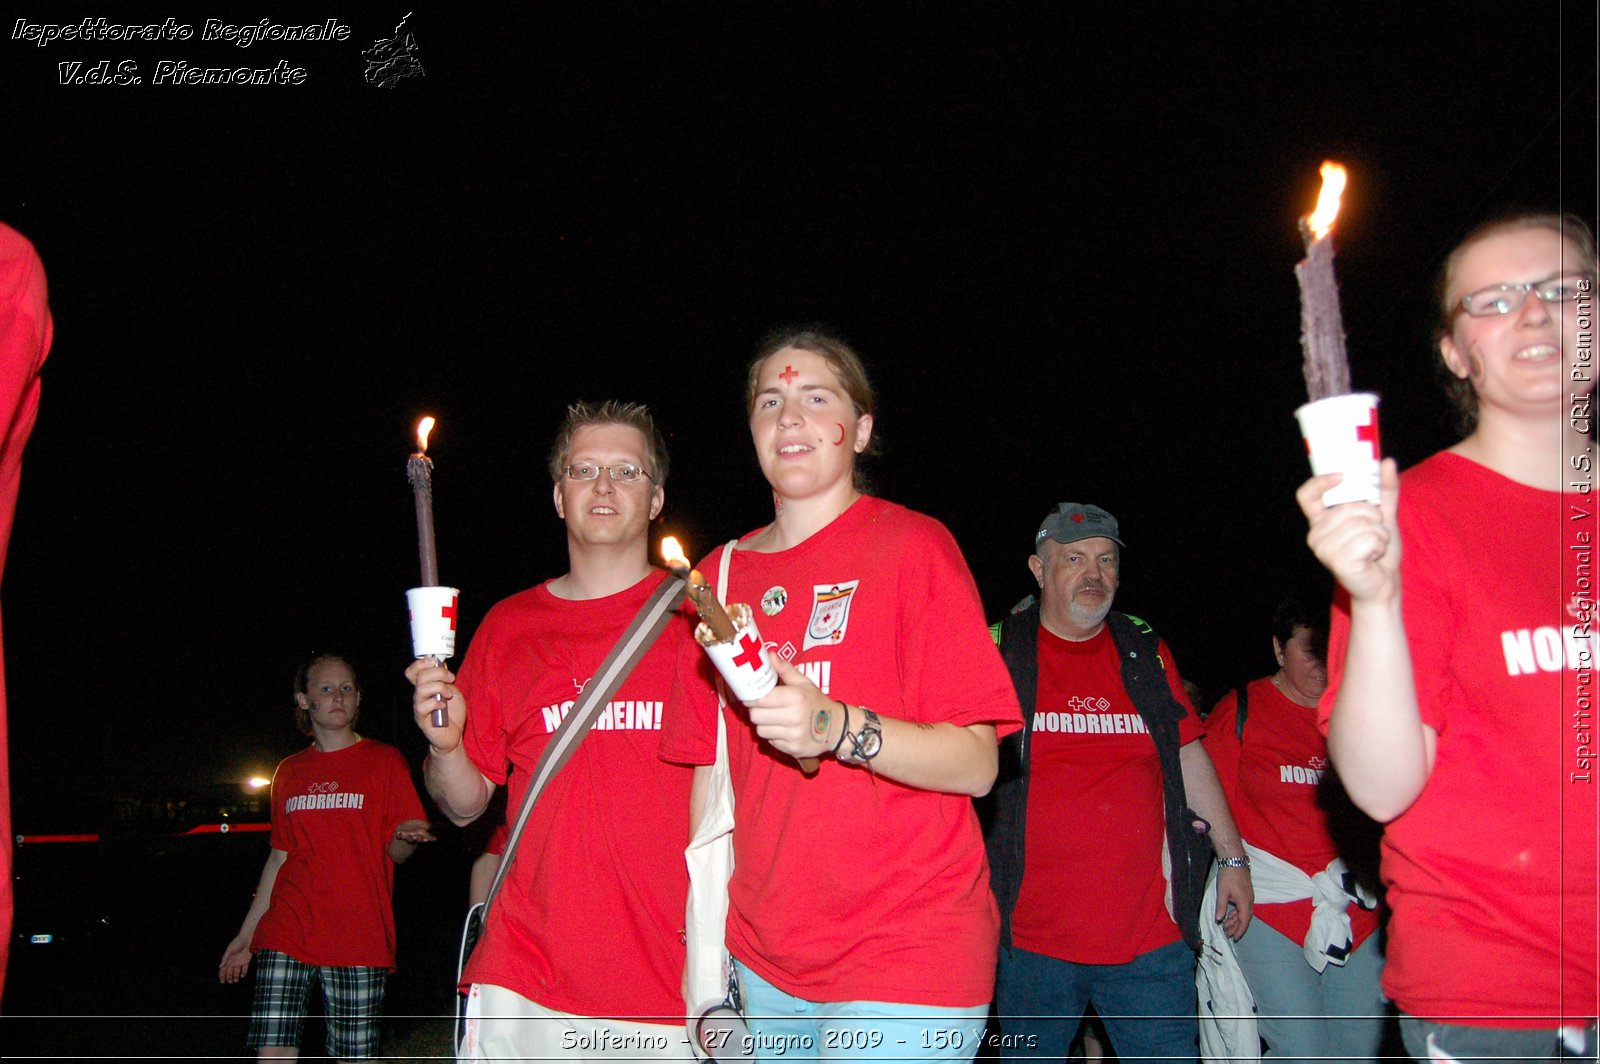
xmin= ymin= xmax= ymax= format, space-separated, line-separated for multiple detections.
xmin=408 ymin=417 xmax=439 ymax=586
xmin=1295 ymin=162 xmax=1351 ymax=401
xmin=1293 ymin=163 xmax=1383 ymax=506
xmin=406 ymin=416 xmax=458 ymax=728
xmin=661 ymin=536 xmax=736 ymax=642
xmin=661 ymin=537 xmax=819 ymax=776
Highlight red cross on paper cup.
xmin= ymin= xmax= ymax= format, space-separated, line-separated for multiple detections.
xmin=1294 ymin=392 xmax=1382 ymax=506
xmin=705 ymin=613 xmax=780 ymax=703
xmin=407 ymin=585 xmax=462 ymax=659
xmin=731 ymin=631 xmax=764 ymax=671
xmin=1354 ymin=408 xmax=1380 ymax=459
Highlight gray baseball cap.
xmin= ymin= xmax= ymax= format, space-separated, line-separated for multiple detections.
xmin=1034 ymin=503 xmax=1124 ymax=552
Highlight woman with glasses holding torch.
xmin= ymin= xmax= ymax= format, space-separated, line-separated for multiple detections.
xmin=661 ymin=330 xmax=1022 ymax=1062
xmin=1297 ymin=213 xmax=1598 ymax=1060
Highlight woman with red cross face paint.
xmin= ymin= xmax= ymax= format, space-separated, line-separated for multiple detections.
xmin=1298 ymin=214 xmax=1598 ymax=1061
xmin=659 ymin=330 xmax=1023 ymax=1062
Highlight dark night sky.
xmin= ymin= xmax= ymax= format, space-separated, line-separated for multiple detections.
xmin=3 ymin=2 xmax=1596 ymax=823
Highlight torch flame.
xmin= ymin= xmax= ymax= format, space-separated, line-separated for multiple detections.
xmin=1306 ymin=162 xmax=1348 ymax=241
xmin=415 ymin=416 xmax=436 ymax=454
xmin=660 ymin=536 xmax=688 ymax=569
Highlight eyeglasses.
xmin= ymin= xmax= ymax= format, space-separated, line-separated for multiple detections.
xmin=563 ymin=463 xmax=653 ymax=484
xmin=1455 ymin=274 xmax=1592 ymax=318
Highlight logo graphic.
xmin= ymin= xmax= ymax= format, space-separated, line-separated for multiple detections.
xmin=804 ymin=581 xmax=859 ymax=651
xmin=363 ymin=12 xmax=425 ymax=88
xmin=777 ymin=641 xmax=798 ymax=662
xmin=731 ymin=632 xmax=764 ymax=672
xmin=761 ymin=586 xmax=788 ymax=616
xmin=1355 ymin=408 xmax=1380 ymax=459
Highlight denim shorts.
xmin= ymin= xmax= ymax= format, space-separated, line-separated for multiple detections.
xmin=733 ymin=957 xmax=991 ymax=1061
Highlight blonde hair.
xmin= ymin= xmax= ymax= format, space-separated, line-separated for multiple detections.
xmin=547 ymin=400 xmax=669 ymax=485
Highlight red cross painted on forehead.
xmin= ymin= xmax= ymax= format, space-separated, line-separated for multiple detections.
xmin=1355 ymin=409 xmax=1380 ymax=459
xmin=731 ymin=631 xmax=764 ymax=671
xmin=778 ymin=364 xmax=799 ymax=384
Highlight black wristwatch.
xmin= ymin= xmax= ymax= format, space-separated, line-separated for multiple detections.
xmin=844 ymin=707 xmax=882 ymax=764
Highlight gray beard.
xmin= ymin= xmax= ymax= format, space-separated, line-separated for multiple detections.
xmin=1067 ymin=599 xmax=1112 ymax=631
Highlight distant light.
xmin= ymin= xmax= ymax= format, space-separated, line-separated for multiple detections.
xmin=247 ymin=777 xmax=271 ymax=790
xmin=30 ymin=934 xmax=52 ymax=944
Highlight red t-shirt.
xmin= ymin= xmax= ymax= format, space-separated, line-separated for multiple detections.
xmin=1011 ymin=625 xmax=1202 ymax=964
xmin=658 ymin=496 xmax=1022 ymax=1007
xmin=1206 ymin=677 xmax=1379 ymax=949
xmin=456 ymin=569 xmax=712 ymax=1023
xmin=1321 ymin=452 xmax=1599 ymax=1024
xmin=253 ymin=737 xmax=425 ymax=969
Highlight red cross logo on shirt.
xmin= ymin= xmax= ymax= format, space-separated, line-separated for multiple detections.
xmin=731 ymin=631 xmax=764 ymax=671
xmin=441 ymin=596 xmax=458 ymax=630
xmin=1355 ymin=409 xmax=1380 ymax=459
xmin=778 ymin=364 xmax=799 ymax=384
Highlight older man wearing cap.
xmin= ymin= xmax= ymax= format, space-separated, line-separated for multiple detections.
xmin=983 ymin=503 xmax=1254 ymax=1063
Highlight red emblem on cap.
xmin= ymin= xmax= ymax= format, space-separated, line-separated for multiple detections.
xmin=1072 ymin=513 xmax=1084 ymax=523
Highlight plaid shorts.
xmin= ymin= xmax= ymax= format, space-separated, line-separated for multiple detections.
xmin=246 ymin=949 xmax=388 ymax=1060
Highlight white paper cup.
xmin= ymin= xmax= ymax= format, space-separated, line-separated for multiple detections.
xmin=703 ymin=612 xmax=779 ymax=704
xmin=1296 ymin=392 xmax=1382 ymax=506
xmin=407 ymin=586 xmax=460 ymax=660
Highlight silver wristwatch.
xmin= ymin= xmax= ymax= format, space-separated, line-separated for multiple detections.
xmin=844 ymin=707 xmax=882 ymax=764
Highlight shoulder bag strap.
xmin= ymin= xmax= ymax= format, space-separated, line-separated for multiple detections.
xmin=712 ymin=540 xmax=736 ymax=771
xmin=482 ymin=573 xmax=687 ymax=914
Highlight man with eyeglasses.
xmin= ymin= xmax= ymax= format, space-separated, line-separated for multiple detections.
xmin=984 ymin=503 xmax=1254 ymax=1064
xmin=408 ymin=400 xmax=714 ymax=1061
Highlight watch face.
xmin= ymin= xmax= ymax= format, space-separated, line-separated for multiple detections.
xmin=857 ymin=729 xmax=882 ymax=759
